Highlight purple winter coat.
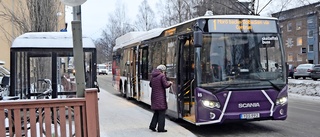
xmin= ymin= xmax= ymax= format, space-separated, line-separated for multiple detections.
xmin=149 ymin=69 xmax=171 ymax=110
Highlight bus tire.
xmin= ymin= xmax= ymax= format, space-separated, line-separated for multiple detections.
xmin=119 ymin=82 xmax=124 ymax=97
xmin=125 ymin=82 xmax=131 ymax=100
xmin=124 ymin=81 xmax=128 ymax=98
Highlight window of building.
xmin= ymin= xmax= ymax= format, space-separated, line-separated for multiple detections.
xmin=296 ymin=21 xmax=302 ymax=30
xmin=302 ymin=47 xmax=307 ymax=53
xmin=287 ymin=23 xmax=292 ymax=32
xmin=309 ymin=45 xmax=314 ymax=52
xmin=308 ymin=30 xmax=314 ymax=38
xmin=297 ymin=37 xmax=302 ymax=46
xmin=297 ymin=54 xmax=302 ymax=61
xmin=286 ymin=38 xmax=294 ymax=48
xmin=287 ymin=53 xmax=293 ymax=62
xmin=307 ymin=18 xmax=313 ymax=24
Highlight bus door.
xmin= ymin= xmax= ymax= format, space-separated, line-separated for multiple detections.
xmin=132 ymin=47 xmax=138 ymax=98
xmin=178 ymin=35 xmax=195 ymax=122
xmin=127 ymin=47 xmax=137 ymax=98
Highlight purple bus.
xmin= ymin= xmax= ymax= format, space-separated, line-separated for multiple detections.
xmin=113 ymin=14 xmax=288 ymax=125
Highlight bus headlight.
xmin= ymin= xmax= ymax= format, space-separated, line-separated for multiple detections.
xmin=201 ymin=100 xmax=220 ymax=109
xmin=276 ymin=96 xmax=288 ymax=106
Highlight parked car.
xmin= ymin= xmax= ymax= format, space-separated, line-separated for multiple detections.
xmin=0 ymin=66 xmax=10 ymax=96
xmin=0 ymin=66 xmax=10 ymax=84
xmin=310 ymin=64 xmax=320 ymax=81
xmin=293 ymin=64 xmax=315 ymax=79
xmin=287 ymin=64 xmax=295 ymax=78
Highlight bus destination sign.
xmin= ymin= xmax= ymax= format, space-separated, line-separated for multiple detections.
xmin=209 ymin=19 xmax=278 ymax=33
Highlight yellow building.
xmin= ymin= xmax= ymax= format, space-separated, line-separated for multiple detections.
xmin=0 ymin=0 xmax=66 ymax=70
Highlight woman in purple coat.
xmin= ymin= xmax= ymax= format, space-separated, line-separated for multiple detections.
xmin=149 ymin=64 xmax=172 ymax=133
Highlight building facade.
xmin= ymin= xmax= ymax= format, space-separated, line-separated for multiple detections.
xmin=0 ymin=0 xmax=66 ymax=70
xmin=272 ymin=2 xmax=320 ymax=67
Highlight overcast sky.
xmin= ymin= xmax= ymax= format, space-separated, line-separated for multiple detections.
xmin=65 ymin=0 xmax=319 ymax=40
xmin=65 ymin=0 xmax=157 ymax=40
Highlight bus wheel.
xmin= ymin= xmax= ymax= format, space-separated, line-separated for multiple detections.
xmin=119 ymin=85 xmax=124 ymax=97
xmin=125 ymin=85 xmax=131 ymax=100
xmin=124 ymin=81 xmax=128 ymax=98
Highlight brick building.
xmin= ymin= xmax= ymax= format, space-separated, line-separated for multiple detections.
xmin=272 ymin=2 xmax=320 ymax=67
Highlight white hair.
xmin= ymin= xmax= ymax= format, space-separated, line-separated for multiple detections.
xmin=156 ymin=64 xmax=166 ymax=71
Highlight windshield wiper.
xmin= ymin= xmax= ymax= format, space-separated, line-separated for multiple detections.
xmin=260 ymin=79 xmax=281 ymax=91
xmin=213 ymin=83 xmax=241 ymax=94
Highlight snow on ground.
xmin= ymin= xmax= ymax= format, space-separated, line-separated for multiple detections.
xmin=288 ymin=78 xmax=320 ymax=102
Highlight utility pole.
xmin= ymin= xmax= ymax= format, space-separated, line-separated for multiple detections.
xmin=71 ymin=5 xmax=86 ymax=97
xmin=73 ymin=6 xmax=81 ymax=21
xmin=60 ymin=0 xmax=87 ymax=97
xmin=249 ymin=0 xmax=256 ymax=15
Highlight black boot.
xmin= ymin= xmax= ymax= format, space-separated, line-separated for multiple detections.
xmin=149 ymin=127 xmax=156 ymax=132
xmin=157 ymin=129 xmax=167 ymax=133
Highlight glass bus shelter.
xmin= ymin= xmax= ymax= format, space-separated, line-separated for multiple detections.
xmin=10 ymin=32 xmax=97 ymax=99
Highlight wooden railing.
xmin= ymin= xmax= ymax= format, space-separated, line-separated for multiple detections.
xmin=0 ymin=88 xmax=100 ymax=137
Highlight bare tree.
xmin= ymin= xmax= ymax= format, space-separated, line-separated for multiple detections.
xmin=28 ymin=0 xmax=61 ymax=32
xmin=0 ymin=0 xmax=62 ymax=43
xmin=95 ymin=1 xmax=135 ymax=63
xmin=135 ymin=0 xmax=157 ymax=31
xmin=0 ymin=0 xmax=62 ymax=86
xmin=157 ymin=0 xmax=251 ymax=28
xmin=192 ymin=0 xmax=250 ymax=16
xmin=95 ymin=37 xmax=109 ymax=64
xmin=157 ymin=0 xmax=195 ymax=27
xmin=157 ymin=0 xmax=176 ymax=27
xmin=256 ymin=0 xmax=316 ymax=16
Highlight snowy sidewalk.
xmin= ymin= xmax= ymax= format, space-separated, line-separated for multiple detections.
xmin=98 ymin=89 xmax=196 ymax=137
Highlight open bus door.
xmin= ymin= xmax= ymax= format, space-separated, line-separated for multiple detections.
xmin=178 ymin=34 xmax=195 ymax=123
xmin=124 ymin=47 xmax=138 ymax=99
xmin=131 ymin=47 xmax=137 ymax=98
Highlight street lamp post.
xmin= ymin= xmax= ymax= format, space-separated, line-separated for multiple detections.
xmin=60 ymin=0 xmax=87 ymax=97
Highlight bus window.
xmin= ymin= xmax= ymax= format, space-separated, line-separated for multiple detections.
xmin=141 ymin=47 xmax=149 ymax=80
xmin=166 ymin=39 xmax=176 ymax=78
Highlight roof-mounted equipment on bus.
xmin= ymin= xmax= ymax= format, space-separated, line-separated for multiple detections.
xmin=204 ymin=10 xmax=213 ymax=16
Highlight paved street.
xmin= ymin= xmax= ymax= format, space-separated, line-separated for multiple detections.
xmin=98 ymin=75 xmax=320 ymax=137
xmin=98 ymin=86 xmax=196 ymax=137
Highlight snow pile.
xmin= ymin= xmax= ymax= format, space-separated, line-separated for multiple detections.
xmin=288 ymin=79 xmax=320 ymax=97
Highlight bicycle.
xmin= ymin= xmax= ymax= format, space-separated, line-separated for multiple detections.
xmin=35 ymin=79 xmax=76 ymax=137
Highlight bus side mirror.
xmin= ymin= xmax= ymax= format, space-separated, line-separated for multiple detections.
xmin=194 ymin=31 xmax=202 ymax=47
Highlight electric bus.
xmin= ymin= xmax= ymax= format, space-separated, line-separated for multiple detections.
xmin=113 ymin=14 xmax=288 ymax=125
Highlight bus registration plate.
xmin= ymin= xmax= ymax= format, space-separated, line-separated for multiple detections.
xmin=240 ymin=113 xmax=260 ymax=119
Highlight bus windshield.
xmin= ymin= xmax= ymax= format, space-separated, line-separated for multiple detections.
xmin=199 ymin=33 xmax=285 ymax=88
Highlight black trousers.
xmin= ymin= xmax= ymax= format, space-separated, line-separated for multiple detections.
xmin=149 ymin=110 xmax=166 ymax=131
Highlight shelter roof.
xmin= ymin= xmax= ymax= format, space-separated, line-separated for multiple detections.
xmin=11 ymin=32 xmax=95 ymax=49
